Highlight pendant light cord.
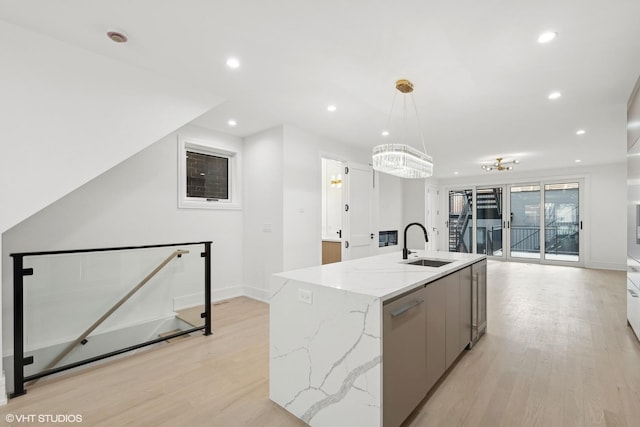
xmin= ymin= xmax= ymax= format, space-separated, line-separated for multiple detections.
xmin=383 ymin=86 xmax=428 ymax=155
xmin=409 ymin=92 xmax=428 ymax=154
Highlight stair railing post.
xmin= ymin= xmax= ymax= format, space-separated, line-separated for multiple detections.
xmin=203 ymin=242 xmax=212 ymax=336
xmin=10 ymin=254 xmax=26 ymax=397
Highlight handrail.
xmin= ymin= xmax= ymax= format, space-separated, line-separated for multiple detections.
xmin=41 ymin=249 xmax=189 ymax=372
xmin=10 ymin=241 xmax=209 ymax=257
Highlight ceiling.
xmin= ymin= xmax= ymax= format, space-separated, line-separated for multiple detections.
xmin=2 ymin=0 xmax=640 ymax=178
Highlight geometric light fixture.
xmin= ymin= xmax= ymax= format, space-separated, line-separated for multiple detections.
xmin=372 ymin=79 xmax=434 ymax=179
xmin=481 ymin=157 xmax=520 ymax=171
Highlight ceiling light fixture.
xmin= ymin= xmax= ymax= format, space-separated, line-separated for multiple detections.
xmin=548 ymin=91 xmax=562 ymax=100
xmin=481 ymin=157 xmax=519 ymax=172
xmin=575 ymin=159 xmax=582 ymax=163
xmin=372 ymin=79 xmax=433 ymax=179
xmin=327 ymin=105 xmax=337 ymax=112
xmin=537 ymin=31 xmax=557 ymax=43
xmin=381 ymin=130 xmax=389 ymax=136
xmin=228 ymin=119 xmax=237 ymax=127
xmin=107 ymin=31 xmax=128 ymax=43
xmin=226 ymin=57 xmax=240 ymax=69
xmin=576 ymin=129 xmax=586 ymax=135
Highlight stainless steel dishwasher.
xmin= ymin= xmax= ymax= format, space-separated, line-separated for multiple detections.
xmin=470 ymin=259 xmax=487 ymax=347
xmin=383 ymin=286 xmax=427 ymax=427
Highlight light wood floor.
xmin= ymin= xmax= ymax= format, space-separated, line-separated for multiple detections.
xmin=1 ymin=262 xmax=639 ymax=426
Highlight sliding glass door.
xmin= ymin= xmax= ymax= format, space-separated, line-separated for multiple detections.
xmin=508 ymin=185 xmax=541 ymax=260
xmin=505 ymin=180 xmax=583 ymax=265
xmin=543 ymin=182 xmax=580 ymax=262
xmin=476 ymin=187 xmax=505 ymax=258
xmin=448 ymin=189 xmax=473 ymax=253
xmin=447 ymin=180 xmax=583 ymax=266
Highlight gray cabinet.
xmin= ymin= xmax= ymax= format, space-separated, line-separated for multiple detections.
xmin=444 ymin=266 xmax=472 ymax=369
xmin=383 ymin=286 xmax=428 ymax=427
xmin=471 ymin=259 xmax=487 ymax=346
xmin=425 ymin=277 xmax=447 ymax=392
xmin=459 ymin=266 xmax=472 ymax=351
xmin=444 ymin=271 xmax=460 ymax=369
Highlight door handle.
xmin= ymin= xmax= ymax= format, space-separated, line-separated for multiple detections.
xmin=390 ymin=299 xmax=424 ymax=317
xmin=337 ymin=230 xmax=342 ymax=238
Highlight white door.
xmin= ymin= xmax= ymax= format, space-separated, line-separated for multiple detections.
xmin=342 ymin=162 xmax=375 ymax=260
xmin=425 ymin=185 xmax=439 ymax=251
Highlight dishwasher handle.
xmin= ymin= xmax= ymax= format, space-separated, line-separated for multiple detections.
xmin=391 ymin=299 xmax=424 ymax=317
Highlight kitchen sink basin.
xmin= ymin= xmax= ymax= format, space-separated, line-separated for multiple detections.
xmin=405 ymin=258 xmax=454 ymax=267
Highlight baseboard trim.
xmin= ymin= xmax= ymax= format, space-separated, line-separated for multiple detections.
xmin=587 ymin=261 xmax=626 ymax=271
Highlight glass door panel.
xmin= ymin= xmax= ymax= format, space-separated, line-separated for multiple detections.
xmin=448 ymin=189 xmax=473 ymax=253
xmin=509 ymin=185 xmax=541 ymax=260
xmin=476 ymin=187 xmax=504 ymax=257
xmin=543 ymin=182 xmax=580 ymax=262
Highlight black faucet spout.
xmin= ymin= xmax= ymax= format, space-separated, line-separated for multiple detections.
xmin=403 ymin=222 xmax=429 ymax=259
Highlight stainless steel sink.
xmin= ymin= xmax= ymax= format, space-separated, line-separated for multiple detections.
xmin=404 ymin=258 xmax=454 ymax=267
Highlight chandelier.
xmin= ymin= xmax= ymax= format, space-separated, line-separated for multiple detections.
xmin=481 ymin=157 xmax=520 ymax=171
xmin=372 ymin=79 xmax=434 ymax=179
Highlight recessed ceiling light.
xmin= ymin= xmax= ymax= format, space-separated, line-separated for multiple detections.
xmin=107 ymin=31 xmax=128 ymax=43
xmin=576 ymin=129 xmax=586 ymax=135
xmin=537 ymin=31 xmax=557 ymax=44
xmin=228 ymin=119 xmax=237 ymax=127
xmin=327 ymin=105 xmax=337 ymax=112
xmin=454 ymin=171 xmax=459 ymax=175
xmin=548 ymin=91 xmax=562 ymax=100
xmin=381 ymin=130 xmax=389 ymax=136
xmin=575 ymin=159 xmax=581 ymax=163
xmin=226 ymin=57 xmax=240 ymax=69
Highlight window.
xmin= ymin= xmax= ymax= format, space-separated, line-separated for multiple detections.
xmin=178 ymin=136 xmax=242 ymax=209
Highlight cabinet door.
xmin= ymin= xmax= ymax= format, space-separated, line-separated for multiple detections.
xmin=383 ymin=287 xmax=428 ymax=427
xmin=426 ymin=278 xmax=447 ymax=392
xmin=445 ymin=272 xmax=460 ymax=369
xmin=459 ymin=266 xmax=472 ymax=351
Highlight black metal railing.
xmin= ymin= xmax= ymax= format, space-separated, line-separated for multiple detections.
xmin=10 ymin=241 xmax=212 ymax=398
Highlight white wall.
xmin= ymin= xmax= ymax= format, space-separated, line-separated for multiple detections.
xmin=243 ymin=126 xmax=284 ymax=301
xmin=438 ymin=163 xmax=626 ymax=270
xmin=2 ymin=124 xmax=245 ymax=360
xmin=402 ymin=179 xmax=427 ymax=250
xmin=377 ymin=174 xmax=403 ymax=254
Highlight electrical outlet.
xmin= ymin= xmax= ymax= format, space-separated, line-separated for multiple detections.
xmin=298 ymin=289 xmax=313 ymax=304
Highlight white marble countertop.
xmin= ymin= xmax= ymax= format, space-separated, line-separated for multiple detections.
xmin=274 ymin=250 xmax=486 ymax=301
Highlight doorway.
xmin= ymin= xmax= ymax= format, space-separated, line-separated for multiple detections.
xmin=321 ymin=158 xmax=375 ymax=264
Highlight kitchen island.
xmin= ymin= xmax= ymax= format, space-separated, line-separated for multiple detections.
xmin=269 ymin=250 xmax=486 ymax=427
